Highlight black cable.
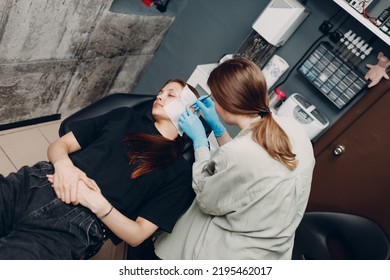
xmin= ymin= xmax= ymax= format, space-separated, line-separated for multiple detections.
xmin=328 ymin=8 xmax=343 ymax=23
xmin=272 ymin=33 xmax=327 ymax=90
xmin=272 ymin=8 xmax=349 ymax=90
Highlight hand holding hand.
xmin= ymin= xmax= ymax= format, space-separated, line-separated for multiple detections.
xmin=194 ymin=96 xmax=226 ymax=137
xmin=365 ymin=52 xmax=390 ymax=88
xmin=47 ymin=174 xmax=110 ymax=217
xmin=179 ymin=106 xmax=208 ymax=150
xmin=50 ymin=159 xmax=97 ymax=204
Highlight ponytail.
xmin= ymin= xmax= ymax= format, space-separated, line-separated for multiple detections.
xmin=208 ymin=57 xmax=298 ymax=170
xmin=251 ymin=115 xmax=298 ymax=170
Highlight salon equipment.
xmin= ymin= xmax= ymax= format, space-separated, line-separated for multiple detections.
xmin=380 ymin=14 xmax=390 ymax=36
xmin=234 ymin=31 xmax=279 ymax=68
xmin=298 ymin=41 xmax=367 ymax=109
xmin=277 ymin=93 xmax=329 ymax=140
xmin=262 ymin=55 xmax=289 ymax=89
xmin=268 ymin=88 xmax=287 ymax=113
xmin=376 ymin=6 xmax=390 ymax=27
xmin=345 ymin=0 xmax=373 ymax=14
xmin=235 ymin=0 xmax=309 ymax=68
xmin=252 ymin=0 xmax=310 ymax=47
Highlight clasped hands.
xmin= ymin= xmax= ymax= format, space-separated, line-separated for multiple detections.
xmin=179 ymin=95 xmax=225 ymax=150
xmin=47 ymin=159 xmax=100 ymax=206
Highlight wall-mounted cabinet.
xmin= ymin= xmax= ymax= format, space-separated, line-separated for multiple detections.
xmin=333 ymin=0 xmax=390 ymax=45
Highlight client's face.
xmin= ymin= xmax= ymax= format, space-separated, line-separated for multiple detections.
xmin=152 ymin=82 xmax=183 ymax=120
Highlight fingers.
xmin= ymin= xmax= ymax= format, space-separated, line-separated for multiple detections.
xmin=47 ymin=172 xmax=97 ymax=204
xmin=46 ymin=174 xmax=54 ymax=183
xmin=365 ymin=64 xmax=374 ymax=69
xmin=70 ymin=186 xmax=78 ymax=205
xmin=179 ymin=107 xmax=189 ymax=121
xmin=81 ymin=176 xmax=98 ymax=191
xmin=191 ymin=103 xmax=200 ymax=111
xmin=180 ymin=107 xmax=192 ymax=123
xmin=196 ymin=99 xmax=207 ymax=111
xmin=200 ymin=95 xmax=213 ymax=106
xmin=198 ymin=95 xmax=209 ymax=101
xmin=185 ymin=105 xmax=194 ymax=115
xmin=179 ymin=114 xmax=185 ymax=123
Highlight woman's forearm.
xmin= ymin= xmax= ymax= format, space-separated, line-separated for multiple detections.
xmin=78 ymin=184 xmax=158 ymax=247
xmin=215 ymin=130 xmax=232 ymax=146
xmin=47 ymin=132 xmax=81 ymax=165
xmin=99 ymin=207 xmax=158 ymax=247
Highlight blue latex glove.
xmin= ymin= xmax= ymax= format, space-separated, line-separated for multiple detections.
xmin=179 ymin=106 xmax=209 ymax=150
xmin=193 ymin=96 xmax=226 ymax=137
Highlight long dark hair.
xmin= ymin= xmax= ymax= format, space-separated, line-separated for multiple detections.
xmin=208 ymin=58 xmax=298 ymax=170
xmin=125 ymin=79 xmax=199 ymax=179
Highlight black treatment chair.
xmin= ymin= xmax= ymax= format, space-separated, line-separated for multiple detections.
xmin=59 ymin=92 xmax=210 ymax=259
xmin=292 ymin=212 xmax=390 ymax=260
xmin=59 ymin=93 xmax=156 ymax=136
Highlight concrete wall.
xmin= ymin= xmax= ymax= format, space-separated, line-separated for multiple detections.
xmin=0 ymin=0 xmax=174 ymax=126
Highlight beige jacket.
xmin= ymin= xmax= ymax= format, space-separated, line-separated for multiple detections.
xmin=155 ymin=115 xmax=315 ymax=259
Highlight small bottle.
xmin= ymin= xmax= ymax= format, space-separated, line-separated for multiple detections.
xmin=336 ymin=30 xmax=351 ymax=53
xmin=343 ymin=36 xmax=361 ymax=60
xmin=350 ymin=39 xmax=365 ymax=65
xmin=356 ymin=45 xmax=373 ymax=65
xmin=340 ymin=32 xmax=356 ymax=55
xmin=351 ymin=42 xmax=367 ymax=65
xmin=344 ymin=36 xmax=361 ymax=61
xmin=364 ymin=46 xmax=373 ymax=57
xmin=377 ymin=7 xmax=390 ymax=27
xmin=269 ymin=88 xmax=286 ymax=113
xmin=380 ymin=17 xmax=390 ymax=36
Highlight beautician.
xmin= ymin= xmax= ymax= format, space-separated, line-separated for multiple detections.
xmin=154 ymin=57 xmax=316 ymax=260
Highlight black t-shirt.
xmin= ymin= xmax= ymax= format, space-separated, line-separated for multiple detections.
xmin=69 ymin=107 xmax=195 ymax=244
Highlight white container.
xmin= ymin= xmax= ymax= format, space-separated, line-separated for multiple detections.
xmin=277 ymin=93 xmax=329 ymax=140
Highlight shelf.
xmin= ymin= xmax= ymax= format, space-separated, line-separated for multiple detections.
xmin=333 ymin=0 xmax=390 ymax=46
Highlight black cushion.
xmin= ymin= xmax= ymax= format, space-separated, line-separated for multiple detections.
xmin=292 ymin=212 xmax=390 ymax=260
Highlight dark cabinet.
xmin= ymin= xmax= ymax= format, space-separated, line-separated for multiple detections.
xmin=307 ymin=75 xmax=390 ymax=238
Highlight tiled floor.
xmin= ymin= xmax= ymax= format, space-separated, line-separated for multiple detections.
xmin=0 ymin=120 xmax=62 ymax=176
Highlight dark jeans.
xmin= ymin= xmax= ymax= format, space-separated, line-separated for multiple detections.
xmin=0 ymin=161 xmax=105 ymax=259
